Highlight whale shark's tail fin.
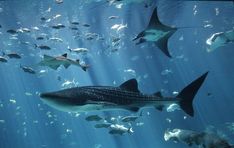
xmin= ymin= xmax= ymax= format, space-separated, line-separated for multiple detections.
xmin=177 ymin=72 xmax=209 ymax=117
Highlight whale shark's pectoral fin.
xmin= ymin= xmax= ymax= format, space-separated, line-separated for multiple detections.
xmin=119 ymin=79 xmax=140 ymax=93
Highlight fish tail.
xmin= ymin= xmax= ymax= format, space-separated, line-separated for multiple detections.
xmin=177 ymin=72 xmax=209 ymax=117
xmin=67 ymin=46 xmax=71 ymax=52
xmin=81 ymin=65 xmax=89 ymax=71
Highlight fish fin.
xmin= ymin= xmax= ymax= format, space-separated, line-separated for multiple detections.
xmin=136 ymin=38 xmax=146 ymax=45
xmin=156 ymin=31 xmax=175 ymax=58
xmin=81 ymin=65 xmax=88 ymax=71
xmin=128 ymin=127 xmax=133 ymax=133
xmin=178 ymin=72 xmax=209 ymax=117
xmin=132 ymin=31 xmax=145 ymax=41
xmin=154 ymin=91 xmax=162 ymax=97
xmin=119 ymin=79 xmax=140 ymax=93
xmin=43 ymin=55 xmax=54 ymax=60
xmin=49 ymin=65 xmax=60 ymax=70
xmin=149 ymin=7 xmax=162 ymax=28
xmin=148 ymin=7 xmax=177 ymax=58
xmin=63 ymin=63 xmax=70 ymax=69
xmin=61 ymin=53 xmax=67 ymax=58
xmin=148 ymin=7 xmax=175 ymax=30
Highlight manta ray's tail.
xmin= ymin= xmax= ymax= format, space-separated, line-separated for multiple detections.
xmin=177 ymin=72 xmax=209 ymax=117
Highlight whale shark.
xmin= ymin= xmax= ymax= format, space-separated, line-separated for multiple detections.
xmin=40 ymin=72 xmax=208 ymax=117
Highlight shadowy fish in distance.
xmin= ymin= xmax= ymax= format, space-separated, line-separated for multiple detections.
xmin=2 ymin=52 xmax=21 ymax=59
xmin=164 ymin=128 xmax=234 ymax=148
xmin=20 ymin=65 xmax=36 ymax=74
xmin=68 ymin=47 xmax=89 ymax=54
xmin=6 ymin=29 xmax=17 ymax=34
xmin=38 ymin=53 xmax=89 ymax=71
xmin=34 ymin=44 xmax=51 ymax=50
xmin=55 ymin=0 xmax=63 ymax=4
xmin=36 ymin=36 xmax=45 ymax=40
xmin=109 ymin=124 xmax=133 ymax=135
xmin=206 ymin=29 xmax=234 ymax=52
xmin=121 ymin=111 xmax=143 ymax=122
xmin=70 ymin=21 xmax=79 ymax=25
xmin=95 ymin=123 xmax=112 ymax=128
xmin=85 ymin=115 xmax=102 ymax=121
xmin=51 ymin=24 xmax=65 ymax=29
xmin=0 ymin=56 xmax=8 ymax=63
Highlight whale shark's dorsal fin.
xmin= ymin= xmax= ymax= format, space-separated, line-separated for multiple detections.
xmin=120 ymin=79 xmax=140 ymax=93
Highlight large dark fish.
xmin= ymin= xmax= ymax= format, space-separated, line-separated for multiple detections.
xmin=40 ymin=72 xmax=208 ymax=117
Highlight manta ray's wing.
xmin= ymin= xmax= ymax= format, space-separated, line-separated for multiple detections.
xmin=134 ymin=7 xmax=177 ymax=58
xmin=156 ymin=31 xmax=176 ymax=58
xmin=148 ymin=7 xmax=170 ymax=30
xmin=149 ymin=8 xmax=177 ymax=58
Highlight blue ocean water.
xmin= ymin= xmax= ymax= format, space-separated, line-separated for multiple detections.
xmin=0 ymin=0 xmax=234 ymax=148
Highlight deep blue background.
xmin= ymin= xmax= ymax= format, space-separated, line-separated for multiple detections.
xmin=0 ymin=0 xmax=233 ymax=148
